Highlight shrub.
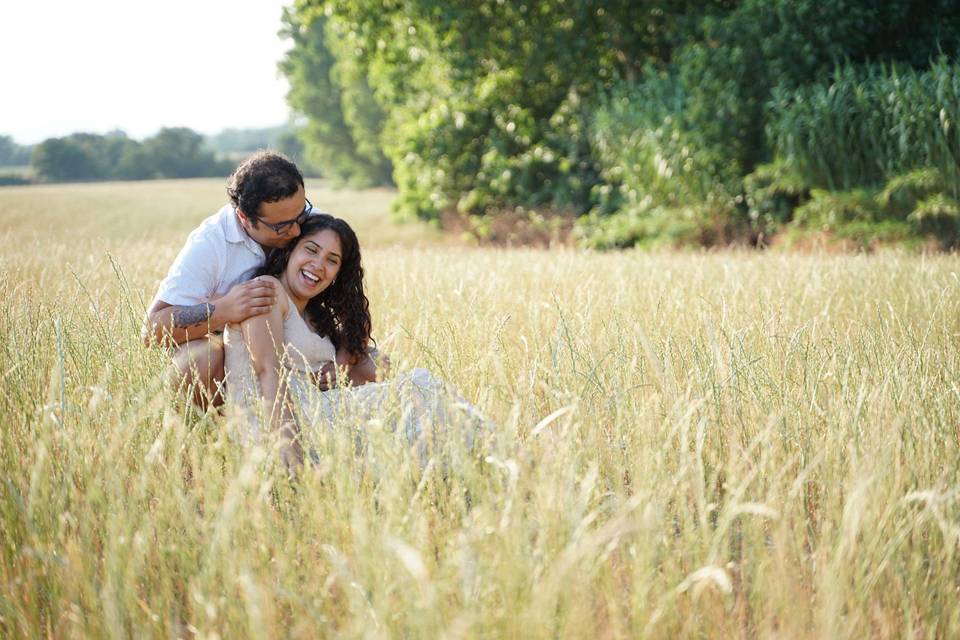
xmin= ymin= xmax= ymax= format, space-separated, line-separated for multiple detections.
xmin=0 ymin=173 xmax=32 ymax=186
xmin=769 ymin=58 xmax=960 ymax=194
xmin=792 ymin=188 xmax=882 ymax=228
xmin=909 ymin=193 xmax=960 ymax=248
xmin=575 ymin=201 xmax=741 ymax=250
xmin=742 ymin=161 xmax=812 ymax=236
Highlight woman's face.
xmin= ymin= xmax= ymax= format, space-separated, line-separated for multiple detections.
xmin=283 ymin=228 xmax=343 ymax=301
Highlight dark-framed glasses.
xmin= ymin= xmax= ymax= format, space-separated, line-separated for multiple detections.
xmin=263 ymin=198 xmax=312 ymax=234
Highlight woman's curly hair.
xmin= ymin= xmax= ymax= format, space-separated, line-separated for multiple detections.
xmin=256 ymin=214 xmax=372 ymax=361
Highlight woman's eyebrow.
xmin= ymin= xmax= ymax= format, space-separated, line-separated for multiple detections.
xmin=305 ymin=240 xmax=341 ymax=258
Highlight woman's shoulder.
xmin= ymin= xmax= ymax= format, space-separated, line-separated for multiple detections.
xmin=252 ymin=275 xmax=289 ymax=318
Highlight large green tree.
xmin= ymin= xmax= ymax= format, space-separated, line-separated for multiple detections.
xmin=282 ymin=0 xmax=960 ymax=247
xmin=279 ymin=6 xmax=392 ymax=186
xmin=283 ymin=0 xmax=722 ymax=220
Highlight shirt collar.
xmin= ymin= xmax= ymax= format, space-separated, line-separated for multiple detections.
xmin=222 ymin=205 xmax=265 ymax=256
xmin=222 ymin=205 xmax=248 ymax=244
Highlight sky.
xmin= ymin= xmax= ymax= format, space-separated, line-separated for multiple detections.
xmin=1 ymin=1 xmax=294 ymax=144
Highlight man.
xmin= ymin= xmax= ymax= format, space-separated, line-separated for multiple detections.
xmin=142 ymin=151 xmax=378 ymax=407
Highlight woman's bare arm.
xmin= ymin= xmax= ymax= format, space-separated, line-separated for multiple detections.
xmin=239 ymin=280 xmax=301 ymax=467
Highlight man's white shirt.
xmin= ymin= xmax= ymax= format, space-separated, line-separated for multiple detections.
xmin=151 ymin=204 xmax=266 ymax=308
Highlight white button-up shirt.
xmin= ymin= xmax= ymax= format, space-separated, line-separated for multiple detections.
xmin=151 ymin=204 xmax=266 ymax=307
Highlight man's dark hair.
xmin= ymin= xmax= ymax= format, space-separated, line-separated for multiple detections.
xmin=226 ymin=150 xmax=304 ymax=223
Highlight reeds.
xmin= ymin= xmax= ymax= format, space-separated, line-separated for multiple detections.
xmin=1 ymin=181 xmax=960 ymax=637
xmin=769 ymin=57 xmax=960 ymax=196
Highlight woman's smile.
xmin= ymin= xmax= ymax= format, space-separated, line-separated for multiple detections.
xmin=301 ymin=267 xmax=319 ymax=283
xmin=283 ymin=228 xmax=343 ymax=309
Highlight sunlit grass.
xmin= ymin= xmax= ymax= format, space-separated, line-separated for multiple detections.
xmin=1 ymin=181 xmax=959 ymax=637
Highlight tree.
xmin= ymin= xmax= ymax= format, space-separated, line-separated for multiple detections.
xmin=32 ymin=137 xmax=103 ymax=181
xmin=284 ymin=0 xmax=728 ymax=220
xmin=31 ymin=128 xmax=231 ymax=182
xmin=279 ymin=7 xmax=392 ymax=186
xmin=142 ymin=128 xmax=215 ymax=178
xmin=0 ymin=135 xmax=32 ymax=166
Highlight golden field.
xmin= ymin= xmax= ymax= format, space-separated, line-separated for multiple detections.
xmin=1 ymin=179 xmax=959 ymax=638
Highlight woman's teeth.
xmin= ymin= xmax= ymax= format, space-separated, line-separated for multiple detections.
xmin=301 ymin=269 xmax=320 ymax=284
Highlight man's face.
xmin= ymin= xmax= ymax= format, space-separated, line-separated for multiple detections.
xmin=237 ymin=184 xmax=307 ymax=249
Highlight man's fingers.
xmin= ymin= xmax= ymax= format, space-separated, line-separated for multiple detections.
xmin=256 ymin=277 xmax=280 ymax=290
xmin=232 ymin=304 xmax=272 ymax=321
xmin=247 ymin=294 xmax=276 ymax=307
xmin=247 ymin=282 xmax=277 ymax=295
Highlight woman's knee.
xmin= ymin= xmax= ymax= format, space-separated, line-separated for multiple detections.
xmin=170 ymin=337 xmax=225 ymax=398
xmin=348 ymin=354 xmax=378 ymax=386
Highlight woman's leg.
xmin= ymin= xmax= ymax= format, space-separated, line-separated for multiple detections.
xmin=169 ymin=334 xmax=225 ymax=410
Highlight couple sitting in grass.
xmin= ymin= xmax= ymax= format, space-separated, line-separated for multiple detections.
xmin=141 ymin=151 xmax=483 ymax=466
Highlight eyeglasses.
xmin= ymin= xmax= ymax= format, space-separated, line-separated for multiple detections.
xmin=261 ymin=198 xmax=312 ymax=234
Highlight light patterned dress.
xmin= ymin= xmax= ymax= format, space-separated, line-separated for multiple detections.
xmin=223 ymin=292 xmax=486 ymax=449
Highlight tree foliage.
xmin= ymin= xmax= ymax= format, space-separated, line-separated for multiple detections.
xmin=0 ymin=135 xmax=33 ymax=166
xmin=281 ymin=0 xmax=960 ymax=247
xmin=280 ymin=6 xmax=392 ymax=186
xmin=282 ymin=0 xmax=724 ymax=219
xmin=31 ymin=129 xmax=231 ymax=183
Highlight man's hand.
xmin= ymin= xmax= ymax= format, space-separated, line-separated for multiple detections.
xmin=142 ymin=277 xmax=280 ymax=347
xmin=212 ymin=277 xmax=279 ymax=325
xmin=310 ymin=362 xmax=338 ymax=391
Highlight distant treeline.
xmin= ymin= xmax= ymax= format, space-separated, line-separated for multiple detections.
xmin=0 ymin=125 xmax=314 ymax=185
xmin=0 ymin=136 xmax=32 ymax=166
xmin=281 ymin=0 xmax=960 ymax=249
xmin=30 ymin=129 xmax=231 ymax=182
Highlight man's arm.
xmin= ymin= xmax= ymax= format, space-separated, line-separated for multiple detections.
xmin=141 ymin=278 xmax=279 ymax=347
xmin=142 ymin=300 xmax=221 ymax=347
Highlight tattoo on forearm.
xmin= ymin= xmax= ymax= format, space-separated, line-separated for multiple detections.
xmin=171 ymin=303 xmax=215 ymax=328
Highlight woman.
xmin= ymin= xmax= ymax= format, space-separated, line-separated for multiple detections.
xmin=222 ymin=214 xmax=485 ymax=464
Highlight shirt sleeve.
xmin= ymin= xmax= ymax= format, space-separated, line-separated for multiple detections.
xmin=151 ymin=228 xmax=223 ymax=307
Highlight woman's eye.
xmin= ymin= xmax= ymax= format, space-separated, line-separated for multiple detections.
xmin=306 ymin=246 xmax=317 ymax=254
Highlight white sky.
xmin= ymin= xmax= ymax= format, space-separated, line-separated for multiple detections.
xmin=0 ymin=1 xmax=294 ymax=144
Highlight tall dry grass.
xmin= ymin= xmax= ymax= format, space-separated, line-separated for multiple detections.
xmin=1 ymin=180 xmax=959 ymax=637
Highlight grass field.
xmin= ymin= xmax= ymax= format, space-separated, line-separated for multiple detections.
xmin=1 ymin=179 xmax=960 ymax=638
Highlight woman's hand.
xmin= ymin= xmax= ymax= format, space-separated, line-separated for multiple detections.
xmin=311 ymin=362 xmax=338 ymax=391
